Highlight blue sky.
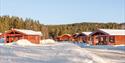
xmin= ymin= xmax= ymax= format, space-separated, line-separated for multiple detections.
xmin=0 ymin=0 xmax=124 ymax=24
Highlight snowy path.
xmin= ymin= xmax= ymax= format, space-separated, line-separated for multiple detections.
xmin=85 ymin=48 xmax=125 ymax=63
xmin=0 ymin=43 xmax=109 ymax=63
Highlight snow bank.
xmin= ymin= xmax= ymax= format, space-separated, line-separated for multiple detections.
xmin=5 ymin=39 xmax=38 ymax=46
xmin=3 ymin=39 xmax=56 ymax=46
xmin=5 ymin=43 xmax=13 ymax=46
xmin=16 ymin=39 xmax=37 ymax=46
xmin=40 ymin=39 xmax=56 ymax=44
xmin=113 ymin=45 xmax=125 ymax=47
xmin=0 ymin=43 xmax=4 ymax=46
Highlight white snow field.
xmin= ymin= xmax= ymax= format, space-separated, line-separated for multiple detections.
xmin=85 ymin=48 xmax=125 ymax=63
xmin=0 ymin=42 xmax=125 ymax=63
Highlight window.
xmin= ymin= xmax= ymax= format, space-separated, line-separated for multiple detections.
xmin=100 ymin=37 xmax=103 ymax=41
xmin=109 ymin=36 xmax=115 ymax=43
xmin=106 ymin=36 xmax=109 ymax=42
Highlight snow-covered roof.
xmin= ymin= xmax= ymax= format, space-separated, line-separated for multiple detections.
xmin=99 ymin=29 xmax=125 ymax=35
xmin=13 ymin=29 xmax=42 ymax=36
xmin=82 ymin=32 xmax=92 ymax=35
xmin=61 ymin=34 xmax=71 ymax=37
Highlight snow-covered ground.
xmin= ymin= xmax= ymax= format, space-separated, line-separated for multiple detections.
xmin=0 ymin=42 xmax=125 ymax=63
xmin=85 ymin=48 xmax=125 ymax=63
xmin=74 ymin=43 xmax=125 ymax=63
xmin=75 ymin=43 xmax=125 ymax=51
xmin=0 ymin=42 xmax=111 ymax=63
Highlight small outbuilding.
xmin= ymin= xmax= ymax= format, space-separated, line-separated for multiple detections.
xmin=2 ymin=29 xmax=42 ymax=44
xmin=81 ymin=32 xmax=92 ymax=43
xmin=73 ymin=32 xmax=92 ymax=43
xmin=71 ymin=33 xmax=79 ymax=42
xmin=90 ymin=29 xmax=125 ymax=45
xmin=58 ymin=34 xmax=72 ymax=41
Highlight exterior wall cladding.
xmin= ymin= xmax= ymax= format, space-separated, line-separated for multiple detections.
xmin=1 ymin=29 xmax=42 ymax=44
xmin=115 ymin=35 xmax=125 ymax=45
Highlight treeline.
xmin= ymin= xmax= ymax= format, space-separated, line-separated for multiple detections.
xmin=0 ymin=15 xmax=123 ymax=38
xmin=0 ymin=16 xmax=48 ymax=38
xmin=47 ymin=22 xmax=121 ymax=37
xmin=0 ymin=16 xmax=44 ymax=32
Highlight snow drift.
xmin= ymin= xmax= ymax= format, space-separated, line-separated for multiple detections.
xmin=4 ymin=39 xmax=56 ymax=46
xmin=40 ymin=39 xmax=56 ymax=44
xmin=5 ymin=39 xmax=37 ymax=46
xmin=16 ymin=39 xmax=37 ymax=46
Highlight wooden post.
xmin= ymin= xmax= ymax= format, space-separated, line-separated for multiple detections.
xmin=93 ymin=36 xmax=97 ymax=45
xmin=4 ymin=34 xmax=6 ymax=44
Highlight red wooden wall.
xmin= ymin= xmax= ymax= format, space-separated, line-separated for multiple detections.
xmin=24 ymin=35 xmax=41 ymax=44
xmin=115 ymin=35 xmax=125 ymax=45
xmin=2 ymin=30 xmax=41 ymax=44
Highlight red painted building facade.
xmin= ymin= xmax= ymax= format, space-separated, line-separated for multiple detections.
xmin=57 ymin=34 xmax=72 ymax=41
xmin=71 ymin=32 xmax=91 ymax=43
xmin=1 ymin=29 xmax=42 ymax=44
xmin=90 ymin=29 xmax=125 ymax=45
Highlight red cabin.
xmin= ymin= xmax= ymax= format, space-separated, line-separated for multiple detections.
xmin=2 ymin=29 xmax=42 ymax=44
xmin=90 ymin=29 xmax=125 ymax=45
xmin=72 ymin=32 xmax=91 ymax=43
xmin=81 ymin=32 xmax=92 ymax=43
xmin=58 ymin=34 xmax=72 ymax=41
xmin=71 ymin=33 xmax=79 ymax=42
